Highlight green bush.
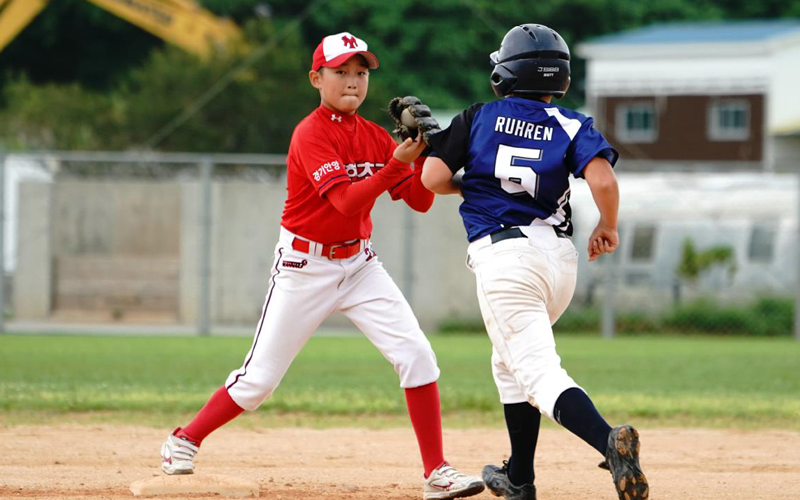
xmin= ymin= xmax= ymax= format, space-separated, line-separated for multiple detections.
xmin=656 ymin=297 xmax=792 ymax=337
xmin=439 ymin=298 xmax=794 ymax=337
xmin=751 ymin=298 xmax=794 ymax=336
xmin=663 ymin=299 xmax=745 ymax=334
xmin=554 ymin=308 xmax=600 ymax=333
xmin=616 ymin=311 xmax=660 ymax=334
xmin=439 ymin=308 xmax=604 ymax=334
xmin=438 ymin=318 xmax=485 ymax=334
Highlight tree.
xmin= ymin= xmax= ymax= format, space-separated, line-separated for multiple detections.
xmin=3 ymin=0 xmax=800 ymax=151
xmin=0 ymin=18 xmax=318 ymax=153
xmin=674 ymin=238 xmax=737 ymax=304
xmin=0 ymin=0 xmax=162 ymax=92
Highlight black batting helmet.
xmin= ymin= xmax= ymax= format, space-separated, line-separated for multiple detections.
xmin=490 ymin=24 xmax=571 ymax=99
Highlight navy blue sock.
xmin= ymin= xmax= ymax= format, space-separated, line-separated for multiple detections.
xmin=553 ymin=387 xmax=612 ymax=456
xmin=503 ymin=402 xmax=541 ymax=486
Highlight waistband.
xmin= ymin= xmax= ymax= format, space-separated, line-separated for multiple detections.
xmin=470 ymin=224 xmax=569 ymax=251
xmin=279 ymin=227 xmax=368 ymax=260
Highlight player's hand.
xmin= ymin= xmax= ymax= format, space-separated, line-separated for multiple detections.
xmin=393 ymin=135 xmax=427 ymax=164
xmin=587 ymin=223 xmax=619 ymax=262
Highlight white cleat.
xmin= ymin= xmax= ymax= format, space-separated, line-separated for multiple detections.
xmin=423 ymin=463 xmax=485 ymax=499
xmin=160 ymin=427 xmax=199 ymax=475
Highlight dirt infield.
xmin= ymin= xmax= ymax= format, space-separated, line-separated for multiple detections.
xmin=0 ymin=425 xmax=798 ymax=499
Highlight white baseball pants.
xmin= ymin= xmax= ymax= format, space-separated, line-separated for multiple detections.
xmin=467 ymin=223 xmax=583 ymax=420
xmin=225 ymin=227 xmax=440 ymax=411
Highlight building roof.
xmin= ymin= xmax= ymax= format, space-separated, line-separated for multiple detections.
xmin=576 ymin=20 xmax=800 ymax=136
xmin=585 ymin=19 xmax=800 ymax=46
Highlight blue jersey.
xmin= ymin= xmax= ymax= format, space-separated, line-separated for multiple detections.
xmin=429 ymin=96 xmax=618 ymax=242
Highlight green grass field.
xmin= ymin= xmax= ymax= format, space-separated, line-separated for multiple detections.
xmin=1 ymin=333 xmax=798 ymax=429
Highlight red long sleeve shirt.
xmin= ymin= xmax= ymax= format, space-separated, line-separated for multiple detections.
xmin=281 ymin=104 xmax=434 ymax=244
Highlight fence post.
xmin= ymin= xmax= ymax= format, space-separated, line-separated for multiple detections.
xmin=402 ymin=208 xmax=415 ymax=307
xmin=0 ymin=147 xmax=5 ymax=334
xmin=601 ymin=252 xmax=616 ymax=339
xmin=198 ymin=159 xmax=213 ymax=336
xmin=796 ymin=171 xmax=800 ymax=341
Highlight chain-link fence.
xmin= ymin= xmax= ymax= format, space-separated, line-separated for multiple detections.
xmin=565 ymin=173 xmax=800 ymax=339
xmin=2 ymin=151 xmax=799 ymax=338
xmin=4 ymin=151 xmax=286 ymax=335
xmin=2 ymin=150 xmax=462 ymax=335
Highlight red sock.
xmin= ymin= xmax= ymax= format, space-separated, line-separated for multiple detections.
xmin=177 ymin=386 xmax=244 ymax=445
xmin=405 ymin=381 xmax=446 ymax=477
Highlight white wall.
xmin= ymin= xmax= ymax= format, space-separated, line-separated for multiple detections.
xmin=179 ymin=179 xmax=476 ymax=331
xmin=769 ymin=41 xmax=800 ymax=133
xmin=15 ymin=173 xmax=800 ymax=326
xmin=14 ymin=183 xmax=52 ymax=318
xmin=3 ymin=156 xmax=52 ymax=272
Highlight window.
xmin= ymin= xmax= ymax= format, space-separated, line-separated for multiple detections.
xmin=708 ymin=99 xmax=750 ymax=141
xmin=630 ymin=225 xmax=657 ymax=262
xmin=616 ymin=102 xmax=658 ymax=143
xmin=748 ymin=225 xmax=776 ymax=263
xmin=625 ymin=271 xmax=652 ymax=286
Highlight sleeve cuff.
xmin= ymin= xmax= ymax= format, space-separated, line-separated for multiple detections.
xmin=388 ymin=173 xmax=414 ymax=200
xmin=428 ymin=151 xmax=462 ymax=174
xmin=573 ymin=147 xmax=619 ymax=179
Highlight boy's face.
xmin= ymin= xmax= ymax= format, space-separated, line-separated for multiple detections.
xmin=309 ymin=55 xmax=369 ymax=115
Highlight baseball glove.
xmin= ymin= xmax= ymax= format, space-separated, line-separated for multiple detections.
xmin=388 ymin=96 xmax=441 ymax=143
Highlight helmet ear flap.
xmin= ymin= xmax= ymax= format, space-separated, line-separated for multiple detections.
xmin=560 ymin=75 xmax=571 ymax=98
xmin=490 ymin=64 xmax=516 ymax=98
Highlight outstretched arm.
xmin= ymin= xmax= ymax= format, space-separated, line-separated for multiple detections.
xmin=421 ymin=157 xmax=462 ymax=195
xmin=325 ymin=137 xmax=426 ymax=216
xmin=583 ymin=156 xmax=619 ymax=262
xmin=324 ymin=158 xmax=409 ymax=216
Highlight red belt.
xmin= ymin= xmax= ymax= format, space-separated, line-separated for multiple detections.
xmin=291 ymin=237 xmax=364 ymax=260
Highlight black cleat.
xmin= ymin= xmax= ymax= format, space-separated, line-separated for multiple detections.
xmin=604 ymin=425 xmax=649 ymax=500
xmin=481 ymin=461 xmax=536 ymax=500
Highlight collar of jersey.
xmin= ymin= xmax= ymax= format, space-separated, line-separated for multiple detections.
xmin=317 ymin=104 xmax=359 ymax=124
xmin=505 ymin=96 xmax=552 ymax=108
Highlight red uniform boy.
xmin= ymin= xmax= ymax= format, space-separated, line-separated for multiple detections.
xmin=159 ymin=32 xmax=485 ymax=500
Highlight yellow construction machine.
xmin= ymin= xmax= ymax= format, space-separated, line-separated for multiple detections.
xmin=0 ymin=0 xmax=242 ymax=58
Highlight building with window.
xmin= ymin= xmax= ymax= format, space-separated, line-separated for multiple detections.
xmin=568 ymin=173 xmax=797 ymax=310
xmin=577 ymin=20 xmax=800 ymax=172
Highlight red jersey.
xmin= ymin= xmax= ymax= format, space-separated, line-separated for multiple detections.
xmin=281 ymin=104 xmax=420 ymax=243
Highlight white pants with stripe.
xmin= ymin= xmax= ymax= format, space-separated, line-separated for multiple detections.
xmin=225 ymin=227 xmax=440 ymax=411
xmin=467 ymin=223 xmax=583 ymax=420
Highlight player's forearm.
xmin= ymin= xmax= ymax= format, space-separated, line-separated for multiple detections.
xmin=584 ymin=157 xmax=619 ymax=228
xmin=401 ymin=169 xmax=435 ymax=213
xmin=588 ymin=179 xmax=619 ymax=228
xmin=324 ymin=158 xmax=411 ymax=216
xmin=421 ymin=157 xmax=461 ymax=195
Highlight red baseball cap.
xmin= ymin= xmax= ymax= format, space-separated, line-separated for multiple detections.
xmin=311 ymin=32 xmax=379 ymax=72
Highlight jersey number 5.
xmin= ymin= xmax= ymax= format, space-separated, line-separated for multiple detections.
xmin=494 ymin=144 xmax=542 ymax=198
